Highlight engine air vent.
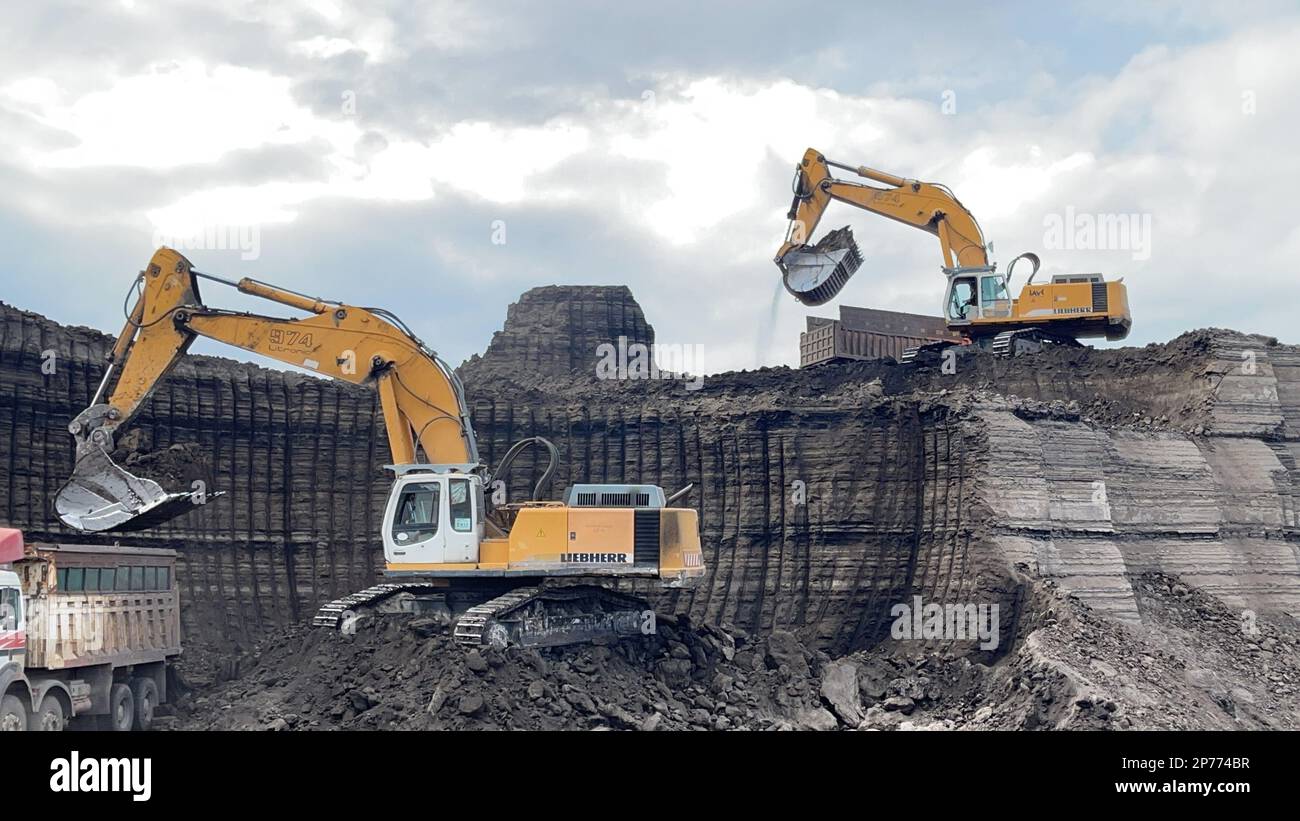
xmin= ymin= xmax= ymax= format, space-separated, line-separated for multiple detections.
xmin=563 ymin=484 xmax=666 ymax=509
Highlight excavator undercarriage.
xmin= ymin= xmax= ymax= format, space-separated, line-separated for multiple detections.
xmin=312 ymin=580 xmax=654 ymax=648
xmin=899 ymin=325 xmax=1084 ymax=365
xmin=452 ymin=584 xmax=652 ymax=648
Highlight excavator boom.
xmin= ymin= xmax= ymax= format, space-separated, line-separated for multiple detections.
xmin=57 ymin=248 xmax=478 ymax=532
xmin=776 ymin=148 xmax=988 ymax=305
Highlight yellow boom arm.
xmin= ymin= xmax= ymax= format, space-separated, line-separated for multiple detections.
xmin=776 ymin=148 xmax=989 ymax=271
xmin=79 ymin=247 xmax=478 ymax=469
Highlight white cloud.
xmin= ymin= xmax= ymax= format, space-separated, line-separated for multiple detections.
xmin=291 ymin=36 xmax=359 ymax=59
xmin=3 ymin=9 xmax=1299 ymax=375
xmin=954 ymin=147 xmax=1095 ymax=222
xmin=2 ymin=57 xmax=592 ymax=236
xmin=423 ymin=121 xmax=592 ymax=204
xmin=4 ymin=61 xmax=348 ymax=169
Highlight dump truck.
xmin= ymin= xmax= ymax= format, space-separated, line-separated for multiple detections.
xmin=800 ymin=306 xmax=966 ymax=367
xmin=0 ymin=527 xmax=181 ymax=731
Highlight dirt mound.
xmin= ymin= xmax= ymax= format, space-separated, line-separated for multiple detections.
xmin=1036 ymin=572 xmax=1300 ymax=729
xmin=461 ymin=325 xmax=1237 ymax=436
xmin=115 ymin=437 xmax=213 ymax=492
xmin=170 ymin=571 xmax=1300 ymax=731
xmin=947 ymin=572 xmax=1300 ymax=730
xmin=176 ymin=615 xmax=841 ymax=731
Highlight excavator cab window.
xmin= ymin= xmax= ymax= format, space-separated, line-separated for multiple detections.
xmin=449 ymin=478 xmax=474 ymax=533
xmin=980 ymin=275 xmax=1012 ymax=318
xmin=392 ymin=481 xmax=441 ymax=545
xmin=948 ymin=278 xmax=977 ymax=321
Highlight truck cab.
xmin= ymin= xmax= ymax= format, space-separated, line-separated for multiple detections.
xmin=1 ymin=530 xmax=30 ymax=730
xmin=0 ymin=528 xmax=181 ymax=732
xmin=0 ymin=568 xmax=26 ymax=731
xmin=0 ymin=570 xmax=23 ymax=641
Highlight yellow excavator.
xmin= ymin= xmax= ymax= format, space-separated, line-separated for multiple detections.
xmin=775 ymin=148 xmax=1132 ymax=360
xmin=55 ymin=248 xmax=705 ymax=647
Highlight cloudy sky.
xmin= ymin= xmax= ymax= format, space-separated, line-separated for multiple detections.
xmin=2 ymin=0 xmax=1296 ymax=374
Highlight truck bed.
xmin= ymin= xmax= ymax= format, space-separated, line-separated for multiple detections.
xmin=18 ymin=542 xmax=182 ymax=670
xmin=24 ymin=589 xmax=181 ymax=669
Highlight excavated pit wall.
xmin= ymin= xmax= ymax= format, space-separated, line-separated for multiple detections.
xmin=2 ymin=291 xmax=1298 ymax=658
xmin=464 ymin=383 xmax=1003 ymax=657
xmin=976 ymin=334 xmax=1300 ymax=623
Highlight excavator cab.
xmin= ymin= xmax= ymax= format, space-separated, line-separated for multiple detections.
xmin=383 ymin=469 xmax=484 ymax=565
xmin=944 ymin=269 xmax=1013 ymax=323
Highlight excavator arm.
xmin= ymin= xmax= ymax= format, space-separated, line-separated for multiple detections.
xmin=57 ymin=247 xmax=480 ymax=532
xmin=775 ymin=148 xmax=989 ymax=305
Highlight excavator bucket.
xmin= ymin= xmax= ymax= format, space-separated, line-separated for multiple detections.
xmin=55 ymin=447 xmax=197 ymax=533
xmin=778 ymin=226 xmax=864 ymax=306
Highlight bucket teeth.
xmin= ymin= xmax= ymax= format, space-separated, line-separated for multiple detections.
xmin=55 ymin=446 xmax=198 ymax=532
xmin=778 ymin=226 xmax=863 ymax=306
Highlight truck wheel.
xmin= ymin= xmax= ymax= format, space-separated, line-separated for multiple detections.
xmin=0 ymin=694 xmax=27 ymax=731
xmin=32 ymin=697 xmax=66 ymax=732
xmin=104 ymin=683 xmax=135 ymax=732
xmin=131 ymin=678 xmax=158 ymax=731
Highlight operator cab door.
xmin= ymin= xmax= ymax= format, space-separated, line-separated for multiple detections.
xmin=382 ymin=474 xmax=481 ymax=565
xmin=385 ymin=477 xmax=448 ymax=564
xmin=946 ymin=277 xmax=977 ymax=324
xmin=443 ymin=476 xmax=480 ymax=563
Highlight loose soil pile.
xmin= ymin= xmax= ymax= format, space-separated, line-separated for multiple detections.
xmin=172 ymin=572 xmax=1300 ymax=731
xmin=115 ymin=437 xmax=213 ymax=492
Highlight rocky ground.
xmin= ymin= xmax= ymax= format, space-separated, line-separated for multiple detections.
xmin=463 ymin=326 xmax=1239 ymax=436
xmin=170 ymin=571 xmax=1300 ymax=731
